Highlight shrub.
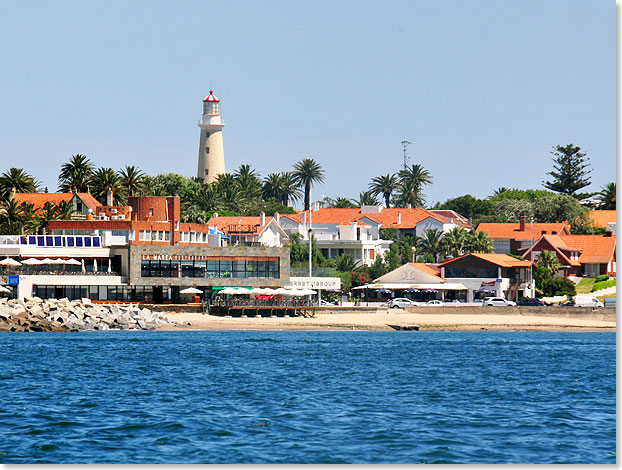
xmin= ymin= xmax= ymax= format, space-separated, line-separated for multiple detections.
xmin=592 ymin=279 xmax=616 ymax=292
xmin=540 ymin=277 xmax=576 ymax=297
xmin=595 ymin=274 xmax=609 ymax=283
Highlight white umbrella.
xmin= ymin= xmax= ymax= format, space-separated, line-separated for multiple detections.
xmin=93 ymin=259 xmax=98 ymax=273
xmin=41 ymin=258 xmax=55 ymax=264
xmin=20 ymin=258 xmax=43 ymax=265
xmin=273 ymin=287 xmax=291 ymax=295
xmin=108 ymin=259 xmax=112 ymax=273
xmin=81 ymin=259 xmax=86 ymax=273
xmin=50 ymin=259 xmax=65 ymax=264
xmin=0 ymin=258 xmax=21 ymax=267
xmin=301 ymin=289 xmax=317 ymax=295
xmin=218 ymin=287 xmax=239 ymax=295
xmin=65 ymin=258 xmax=82 ymax=266
xmin=180 ymin=287 xmax=203 ymax=295
xmin=0 ymin=285 xmax=10 ymax=293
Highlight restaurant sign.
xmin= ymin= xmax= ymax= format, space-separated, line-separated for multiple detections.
xmin=289 ymin=277 xmax=341 ymax=290
xmin=142 ymin=254 xmax=216 ymax=261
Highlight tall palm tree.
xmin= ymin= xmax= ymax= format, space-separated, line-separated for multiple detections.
xmin=234 ymin=164 xmax=262 ymax=200
xmin=0 ymin=199 xmax=35 ymax=235
xmin=37 ymin=201 xmax=60 ymax=234
xmin=418 ymin=228 xmax=445 ymax=262
xmin=596 ymin=182 xmax=616 ymax=210
xmin=368 ymin=173 xmax=397 ymax=208
xmin=466 ymin=230 xmax=493 ymax=253
xmin=118 ymin=165 xmax=146 ymax=199
xmin=58 ymin=154 xmax=94 ymax=192
xmin=292 ymin=158 xmax=325 ymax=211
xmin=356 ymin=191 xmax=379 ymax=206
xmin=395 ymin=163 xmax=432 ymax=208
xmin=56 ymin=200 xmax=74 ymax=220
xmin=90 ymin=168 xmax=121 ymax=205
xmin=442 ymin=227 xmax=468 ymax=258
xmin=0 ymin=168 xmax=38 ymax=200
xmin=262 ymin=173 xmax=284 ymax=201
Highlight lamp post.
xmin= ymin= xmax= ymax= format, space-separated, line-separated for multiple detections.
xmin=530 ymin=217 xmax=534 ymax=297
xmin=308 ymin=191 xmax=313 ymax=305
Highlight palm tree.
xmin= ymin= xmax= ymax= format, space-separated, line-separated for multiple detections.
xmin=182 ymin=184 xmax=220 ymax=223
xmin=395 ymin=163 xmax=432 ymax=208
xmin=596 ymin=182 xmax=616 ymax=210
xmin=536 ymin=250 xmax=560 ymax=277
xmin=0 ymin=168 xmax=38 ymax=200
xmin=56 ymin=200 xmax=74 ymax=220
xmin=58 ymin=154 xmax=94 ymax=192
xmin=263 ymin=173 xmax=284 ymax=201
xmin=90 ymin=167 xmax=121 ymax=205
xmin=234 ymin=164 xmax=262 ymax=200
xmin=442 ymin=227 xmax=468 ymax=258
xmin=368 ymin=173 xmax=397 ymax=208
xmin=466 ymin=231 xmax=493 ymax=253
xmin=37 ymin=201 xmax=60 ymax=234
xmin=332 ymin=253 xmax=360 ymax=272
xmin=279 ymin=172 xmax=301 ymax=206
xmin=292 ymin=158 xmax=325 ymax=211
xmin=0 ymin=199 xmax=35 ymax=235
xmin=333 ymin=197 xmax=357 ymax=208
xmin=119 ymin=165 xmax=146 ymax=199
xmin=418 ymin=228 xmax=445 ymax=262
xmin=356 ymin=191 xmax=379 ymax=206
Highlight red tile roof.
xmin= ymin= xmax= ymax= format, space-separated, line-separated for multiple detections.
xmin=562 ymin=234 xmax=616 ymax=264
xmin=476 ymin=222 xmax=569 ymax=241
xmin=407 ymin=262 xmax=444 ymax=279
xmin=439 ymin=253 xmax=532 ymax=268
xmin=14 ymin=192 xmax=100 ymax=212
xmin=588 ymin=210 xmax=616 ymax=228
xmin=281 ymin=207 xmax=461 ymax=229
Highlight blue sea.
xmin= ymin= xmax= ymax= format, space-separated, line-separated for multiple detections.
xmin=0 ymin=331 xmax=615 ymax=464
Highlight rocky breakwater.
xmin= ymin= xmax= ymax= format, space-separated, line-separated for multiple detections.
xmin=0 ymin=297 xmax=178 ymax=332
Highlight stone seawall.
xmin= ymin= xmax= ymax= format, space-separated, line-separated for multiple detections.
xmin=403 ymin=305 xmax=616 ymax=321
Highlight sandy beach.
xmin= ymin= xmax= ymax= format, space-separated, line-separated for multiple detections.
xmin=157 ymin=308 xmax=616 ymax=332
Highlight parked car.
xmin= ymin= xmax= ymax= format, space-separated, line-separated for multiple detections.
xmin=517 ymin=298 xmax=545 ymax=306
xmin=482 ymin=297 xmax=516 ymax=307
xmin=388 ymin=298 xmax=415 ymax=308
xmin=426 ymin=300 xmax=444 ymax=306
xmin=558 ymin=300 xmax=575 ymax=307
xmin=574 ymin=296 xmax=604 ymax=308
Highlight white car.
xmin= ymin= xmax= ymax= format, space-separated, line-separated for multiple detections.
xmin=482 ymin=297 xmax=516 ymax=307
xmin=425 ymin=300 xmax=443 ymax=306
xmin=388 ymin=298 xmax=415 ymax=308
xmin=574 ymin=296 xmax=604 ymax=308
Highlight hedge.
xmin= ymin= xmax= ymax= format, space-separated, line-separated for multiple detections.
xmin=592 ymin=279 xmax=616 ymax=292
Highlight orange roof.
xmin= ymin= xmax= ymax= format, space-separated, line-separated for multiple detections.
xmin=476 ymin=222 xmax=569 ymax=240
xmin=588 ymin=210 xmax=616 ymax=228
xmin=281 ymin=207 xmax=453 ymax=229
xmin=207 ymin=216 xmax=274 ymax=235
xmin=562 ymin=234 xmax=616 ymax=264
xmin=407 ymin=262 xmax=444 ymax=280
xmin=520 ymin=235 xmax=580 ymax=267
xmin=440 ymin=253 xmax=532 ymax=268
xmin=14 ymin=192 xmax=99 ymax=212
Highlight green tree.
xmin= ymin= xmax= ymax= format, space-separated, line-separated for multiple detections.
xmin=333 ymin=253 xmax=360 ymax=272
xmin=292 ymin=158 xmax=325 ymax=211
xmin=90 ymin=167 xmax=121 ymax=205
xmin=466 ymin=230 xmax=493 ymax=253
xmin=433 ymin=194 xmax=492 ymax=224
xmin=58 ymin=154 xmax=94 ymax=193
xmin=536 ymin=250 xmax=560 ymax=278
xmin=234 ymin=164 xmax=263 ymax=200
xmin=395 ymin=164 xmax=432 ymax=208
xmin=419 ymin=228 xmax=445 ymax=262
xmin=0 ymin=168 xmax=38 ymax=201
xmin=543 ymin=144 xmax=593 ymax=200
xmin=355 ymin=191 xmax=379 ymax=206
xmin=368 ymin=173 xmax=398 ymax=207
xmin=118 ymin=165 xmax=146 ymax=200
xmin=0 ymin=199 xmax=35 ymax=234
xmin=442 ymin=227 xmax=469 ymax=258
xmin=596 ymin=182 xmax=616 ymax=210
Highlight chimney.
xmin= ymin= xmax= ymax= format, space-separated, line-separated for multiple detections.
xmin=301 ymin=211 xmax=306 ymax=225
xmin=106 ymin=188 xmax=113 ymax=206
xmin=519 ymin=216 xmax=526 ymax=231
xmin=274 ymin=212 xmax=280 ymax=223
xmin=213 ymin=211 xmax=218 ymax=218
xmin=397 ymin=212 xmax=402 ymax=225
xmin=260 ymin=211 xmax=266 ymax=226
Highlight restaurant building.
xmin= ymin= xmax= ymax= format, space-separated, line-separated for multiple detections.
xmin=0 ymin=196 xmax=290 ymax=302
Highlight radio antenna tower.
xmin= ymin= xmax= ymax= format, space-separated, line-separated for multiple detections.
xmin=401 ymin=140 xmax=412 ymax=169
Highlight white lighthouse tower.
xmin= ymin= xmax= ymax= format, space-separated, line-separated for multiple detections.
xmin=197 ymin=90 xmax=225 ymax=184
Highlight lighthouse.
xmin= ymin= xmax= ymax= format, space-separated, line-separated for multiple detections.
xmin=197 ymin=90 xmax=225 ymax=184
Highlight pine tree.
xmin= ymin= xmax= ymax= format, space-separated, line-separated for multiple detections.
xmin=543 ymin=144 xmax=593 ymax=200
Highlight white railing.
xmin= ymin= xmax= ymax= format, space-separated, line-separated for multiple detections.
xmin=0 ymin=236 xmax=21 ymax=246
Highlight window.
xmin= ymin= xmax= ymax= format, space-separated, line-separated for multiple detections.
xmin=139 ymin=230 xmax=151 ymax=241
xmin=149 ymin=208 xmax=154 ymax=217
xmin=205 ymin=131 xmax=210 ymax=138
xmin=204 ymin=169 xmax=209 ymax=176
xmin=205 ymin=147 xmax=210 ymax=154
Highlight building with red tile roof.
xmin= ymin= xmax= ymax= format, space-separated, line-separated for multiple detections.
xmin=206 ymin=212 xmax=288 ymax=247
xmin=476 ymin=217 xmax=570 ymax=255
xmin=587 ymin=210 xmax=616 ymax=232
xmin=14 ymin=192 xmax=100 ymax=215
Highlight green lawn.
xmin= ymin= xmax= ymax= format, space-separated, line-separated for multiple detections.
xmin=576 ymin=278 xmax=596 ymax=294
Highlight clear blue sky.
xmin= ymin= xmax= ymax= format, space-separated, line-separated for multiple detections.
xmin=0 ymin=0 xmax=614 ymax=207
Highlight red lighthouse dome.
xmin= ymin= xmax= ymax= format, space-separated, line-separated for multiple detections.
xmin=203 ymin=90 xmax=220 ymax=103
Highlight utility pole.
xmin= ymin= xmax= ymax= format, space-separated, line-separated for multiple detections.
xmin=401 ymin=140 xmax=412 ymax=169
xmin=308 ymin=190 xmax=313 ymax=305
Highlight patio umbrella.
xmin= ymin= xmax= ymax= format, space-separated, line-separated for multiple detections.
xmin=108 ymin=259 xmax=112 ymax=273
xmin=377 ymin=288 xmax=393 ymax=294
xmin=40 ymin=258 xmax=55 ymax=265
xmin=424 ymin=289 xmax=439 ymax=293
xmin=0 ymin=258 xmax=21 ymax=267
xmin=81 ymin=259 xmax=86 ymax=273
xmin=219 ymin=287 xmax=242 ymax=295
xmin=405 ymin=288 xmax=420 ymax=293
xmin=0 ymin=285 xmax=10 ymax=293
xmin=298 ymin=289 xmax=317 ymax=295
xmin=273 ymin=288 xmax=291 ymax=295
xmin=20 ymin=258 xmax=43 ymax=265
xmin=93 ymin=259 xmax=98 ymax=273
xmin=180 ymin=287 xmax=203 ymax=295
xmin=65 ymin=258 xmax=82 ymax=266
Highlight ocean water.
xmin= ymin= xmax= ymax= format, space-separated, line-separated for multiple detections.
xmin=0 ymin=331 xmax=615 ymax=464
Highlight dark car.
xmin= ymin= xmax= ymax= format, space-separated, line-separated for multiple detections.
xmin=558 ymin=300 xmax=575 ymax=307
xmin=518 ymin=298 xmax=546 ymax=306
